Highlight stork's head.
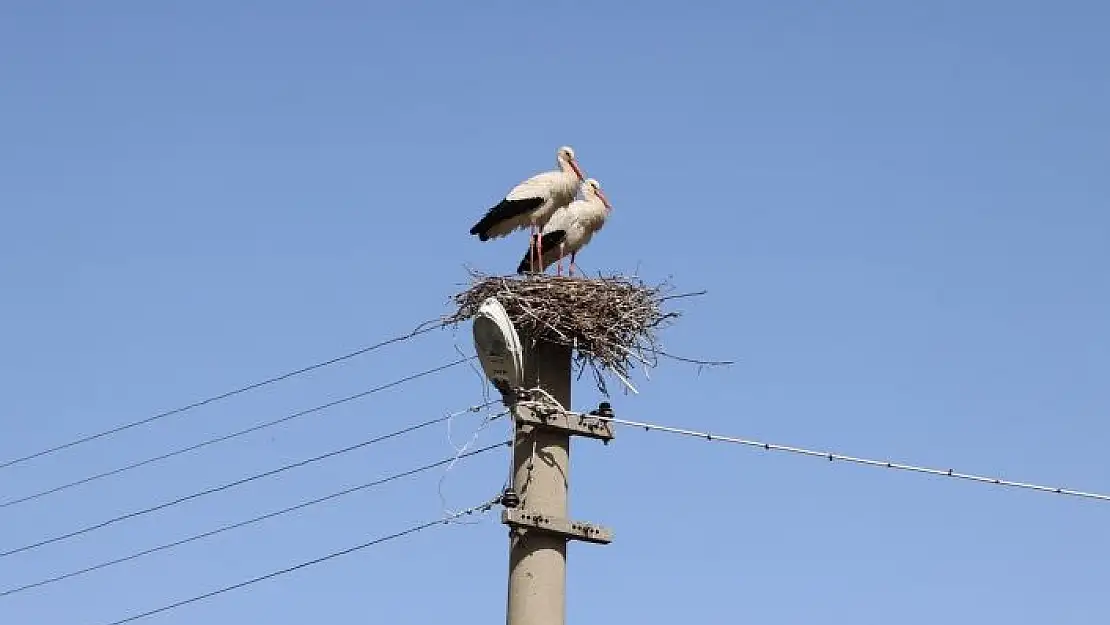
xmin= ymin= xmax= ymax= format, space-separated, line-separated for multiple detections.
xmin=584 ymin=178 xmax=612 ymax=213
xmin=556 ymin=145 xmax=585 ymax=181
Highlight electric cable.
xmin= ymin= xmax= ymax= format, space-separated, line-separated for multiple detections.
xmin=0 ymin=318 xmax=446 ymax=471
xmin=603 ymin=413 xmax=1110 ymax=503
xmin=0 ymin=441 xmax=508 ymax=598
xmin=96 ymin=497 xmax=501 ymax=625
xmin=0 ymin=357 xmax=480 ymax=509
xmin=0 ymin=407 xmax=509 ymax=559
xmin=518 ymin=391 xmax=1110 ymax=503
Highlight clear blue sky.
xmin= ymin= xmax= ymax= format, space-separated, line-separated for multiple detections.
xmin=2 ymin=1 xmax=1108 ymax=623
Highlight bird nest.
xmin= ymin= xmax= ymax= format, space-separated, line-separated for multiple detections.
xmin=445 ymin=269 xmax=718 ymax=395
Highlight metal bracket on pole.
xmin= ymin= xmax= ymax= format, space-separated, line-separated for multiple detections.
xmin=502 ymin=508 xmax=613 ymax=545
xmin=511 ymin=402 xmax=616 ymax=442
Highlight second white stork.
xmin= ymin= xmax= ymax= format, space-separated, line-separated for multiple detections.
xmin=470 ymin=145 xmax=586 ymax=272
xmin=515 ymin=178 xmax=612 ymax=276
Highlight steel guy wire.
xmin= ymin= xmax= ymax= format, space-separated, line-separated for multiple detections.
xmin=0 ymin=317 xmax=447 ymax=471
xmin=0 ymin=441 xmax=509 ymax=598
xmin=0 ymin=406 xmax=507 ymax=559
xmin=0 ymin=357 xmax=482 ymax=510
xmin=96 ymin=496 xmax=502 ymax=625
xmin=597 ymin=414 xmax=1110 ymax=503
xmin=438 ymin=408 xmax=502 ymax=522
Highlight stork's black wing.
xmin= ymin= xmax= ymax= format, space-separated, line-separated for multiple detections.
xmin=470 ymin=197 xmax=545 ymax=240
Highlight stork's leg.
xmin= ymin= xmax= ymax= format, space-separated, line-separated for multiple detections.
xmin=556 ymin=244 xmax=564 ymax=276
xmin=569 ymin=251 xmax=577 ymax=276
xmin=536 ymin=232 xmax=544 ymax=274
xmin=532 ymin=225 xmax=541 ymax=274
xmin=525 ymin=225 xmax=537 ymax=274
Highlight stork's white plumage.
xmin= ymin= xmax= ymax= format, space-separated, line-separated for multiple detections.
xmin=470 ymin=146 xmax=586 ymax=272
xmin=516 ymin=178 xmax=612 ymax=276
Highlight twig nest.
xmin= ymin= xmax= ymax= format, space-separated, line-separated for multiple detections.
xmin=447 ymin=269 xmax=684 ymax=395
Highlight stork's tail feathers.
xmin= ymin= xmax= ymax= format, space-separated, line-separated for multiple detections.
xmin=516 ymin=245 xmax=537 ymax=274
xmin=469 ymin=223 xmax=491 ymax=241
xmin=515 ymin=230 xmax=567 ymax=275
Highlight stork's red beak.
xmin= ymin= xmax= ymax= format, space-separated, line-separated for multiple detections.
xmin=569 ymin=159 xmax=586 ymax=181
xmin=597 ymin=188 xmax=612 ymax=211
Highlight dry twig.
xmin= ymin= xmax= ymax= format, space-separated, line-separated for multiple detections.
xmin=445 ymin=269 xmax=726 ymax=394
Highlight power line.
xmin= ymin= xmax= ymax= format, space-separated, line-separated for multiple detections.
xmin=0 ymin=318 xmax=446 ymax=471
xmin=0 ymin=358 xmax=483 ymax=510
xmin=0 ymin=408 xmax=509 ymax=559
xmin=0 ymin=441 xmax=509 ymax=598
xmin=598 ymin=414 xmax=1110 ymax=503
xmin=97 ymin=497 xmax=501 ymax=625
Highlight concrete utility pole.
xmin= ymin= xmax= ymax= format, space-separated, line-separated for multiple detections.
xmin=503 ymin=336 xmax=614 ymax=625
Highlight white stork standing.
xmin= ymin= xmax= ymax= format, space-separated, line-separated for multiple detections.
xmin=469 ymin=145 xmax=586 ymax=272
xmin=516 ymin=178 xmax=612 ymax=276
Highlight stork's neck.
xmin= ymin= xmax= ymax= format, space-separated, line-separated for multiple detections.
xmin=557 ymin=158 xmax=577 ymax=178
xmin=580 ymin=194 xmax=609 ymax=228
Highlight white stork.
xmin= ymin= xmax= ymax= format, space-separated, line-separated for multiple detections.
xmin=469 ymin=145 xmax=586 ymax=272
xmin=516 ymin=178 xmax=612 ymax=276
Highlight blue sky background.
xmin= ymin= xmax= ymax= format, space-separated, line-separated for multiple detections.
xmin=2 ymin=1 xmax=1108 ymax=623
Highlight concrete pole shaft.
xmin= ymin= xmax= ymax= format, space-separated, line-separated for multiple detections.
xmin=506 ymin=338 xmax=571 ymax=625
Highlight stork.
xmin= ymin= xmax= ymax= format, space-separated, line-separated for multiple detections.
xmin=469 ymin=145 xmax=586 ymax=272
xmin=516 ymin=178 xmax=612 ymax=277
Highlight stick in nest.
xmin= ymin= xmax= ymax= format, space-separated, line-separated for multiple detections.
xmin=445 ymin=268 xmax=723 ymax=395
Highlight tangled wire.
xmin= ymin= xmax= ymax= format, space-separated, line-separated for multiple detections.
xmin=446 ymin=268 xmax=716 ymax=394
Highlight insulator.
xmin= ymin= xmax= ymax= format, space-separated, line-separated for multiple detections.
xmin=500 ymin=488 xmax=521 ymax=509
